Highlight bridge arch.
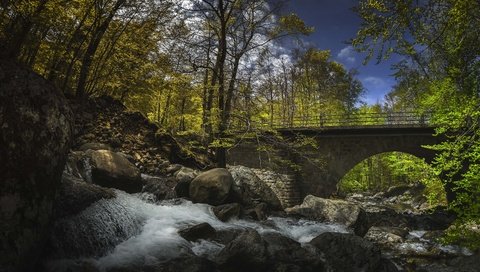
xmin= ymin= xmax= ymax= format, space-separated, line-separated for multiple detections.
xmin=337 ymin=151 xmax=436 ymax=194
xmin=227 ymin=126 xmax=441 ymax=206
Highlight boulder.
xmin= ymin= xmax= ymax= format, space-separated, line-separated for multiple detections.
xmin=364 ymin=227 xmax=406 ymax=248
xmin=173 ymin=167 xmax=198 ymax=198
xmin=179 ymin=223 xmax=216 ymax=242
xmin=166 ymin=164 xmax=182 ymax=174
xmin=88 ymin=150 xmax=143 ymax=193
xmin=175 ymin=179 xmax=191 ymax=198
xmin=0 ymin=59 xmax=72 ymax=271
xmin=216 ymin=229 xmax=268 ymax=271
xmin=262 ymin=232 xmax=324 ymax=271
xmin=153 ymin=255 xmax=218 ymax=272
xmin=384 ymin=185 xmax=411 ymax=198
xmin=64 ymin=151 xmax=93 ymax=181
xmin=286 ymin=195 xmax=364 ymax=228
xmin=244 ymin=203 xmax=268 ymax=221
xmin=175 ymin=166 xmax=198 ymax=183
xmin=189 ymin=168 xmax=233 ymax=205
xmin=228 ymin=166 xmax=282 ymax=209
xmin=212 ymin=203 xmax=241 ymax=222
xmin=310 ymin=232 xmax=394 ymax=272
xmin=77 ymin=142 xmax=112 ymax=152
xmin=54 ymin=174 xmax=115 ymax=219
xmin=141 ymin=175 xmax=176 ymax=201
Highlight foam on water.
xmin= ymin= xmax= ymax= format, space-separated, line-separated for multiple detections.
xmin=49 ymin=191 xmax=351 ymax=270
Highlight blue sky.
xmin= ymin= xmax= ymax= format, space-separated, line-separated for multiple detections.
xmin=286 ymin=0 xmax=403 ymax=104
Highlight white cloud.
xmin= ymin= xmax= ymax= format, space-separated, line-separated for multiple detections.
xmin=363 ymin=76 xmax=386 ymax=86
xmin=337 ymin=46 xmax=356 ymax=64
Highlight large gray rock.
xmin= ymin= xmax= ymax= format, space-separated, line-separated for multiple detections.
xmin=179 ymin=223 xmax=216 ymax=242
xmin=88 ymin=150 xmax=143 ymax=193
xmin=310 ymin=232 xmax=396 ymax=272
xmin=77 ymin=142 xmax=112 ymax=152
xmin=216 ymin=229 xmax=268 ymax=271
xmin=189 ymin=168 xmax=233 ymax=205
xmin=262 ymin=232 xmax=324 ymax=271
xmin=212 ymin=203 xmax=241 ymax=222
xmin=54 ymin=174 xmax=115 ymax=219
xmin=141 ymin=175 xmax=176 ymax=202
xmin=228 ymin=166 xmax=282 ymax=209
xmin=0 ymin=59 xmax=73 ymax=271
xmin=286 ymin=195 xmax=364 ymax=227
xmin=174 ymin=167 xmax=198 ymax=198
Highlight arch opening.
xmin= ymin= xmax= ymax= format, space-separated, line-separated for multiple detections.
xmin=337 ymin=152 xmax=446 ymax=208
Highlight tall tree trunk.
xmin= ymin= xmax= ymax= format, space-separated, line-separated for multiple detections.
xmin=48 ymin=2 xmax=94 ymax=82
xmin=222 ymin=56 xmax=240 ymax=127
xmin=76 ymin=0 xmax=126 ymax=98
xmin=1 ymin=0 xmax=49 ymax=60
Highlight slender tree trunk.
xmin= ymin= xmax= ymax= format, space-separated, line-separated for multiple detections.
xmin=76 ymin=0 xmax=126 ymax=98
xmin=214 ymin=0 xmax=229 ymax=168
xmin=48 ymin=3 xmax=94 ymax=82
xmin=222 ymin=56 xmax=240 ymax=127
xmin=1 ymin=0 xmax=49 ymax=59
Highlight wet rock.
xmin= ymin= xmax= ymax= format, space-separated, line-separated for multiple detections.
xmin=245 ymin=203 xmax=268 ymax=221
xmin=175 ymin=179 xmax=191 ymax=198
xmin=179 ymin=223 xmax=216 ymax=242
xmin=153 ymin=255 xmax=218 ymax=272
xmin=89 ymin=150 xmax=143 ymax=193
xmin=54 ymin=174 xmax=115 ymax=219
xmin=166 ymin=164 xmax=182 ymax=174
xmin=406 ymin=208 xmax=456 ymax=230
xmin=64 ymin=151 xmax=93 ymax=181
xmin=286 ymin=195 xmax=364 ymax=228
xmin=175 ymin=166 xmax=198 ymax=182
xmin=384 ymin=185 xmax=411 ymax=198
xmin=213 ymin=229 xmax=245 ymax=245
xmin=364 ymin=227 xmax=406 ymax=248
xmin=189 ymin=168 xmax=233 ymax=205
xmin=212 ymin=203 xmax=241 ymax=222
xmin=309 ymin=232 xmax=393 ymax=272
xmin=0 ymin=59 xmax=73 ymax=271
xmin=44 ymin=259 xmax=100 ymax=272
xmin=416 ymin=253 xmax=480 ymax=272
xmin=77 ymin=142 xmax=112 ymax=152
xmin=141 ymin=175 xmax=176 ymax=201
xmin=216 ymin=229 xmax=268 ymax=271
xmin=262 ymin=232 xmax=324 ymax=271
xmin=172 ymin=167 xmax=198 ymax=198
xmin=228 ymin=165 xmax=282 ymax=209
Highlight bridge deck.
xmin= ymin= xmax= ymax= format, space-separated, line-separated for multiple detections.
xmin=232 ymin=111 xmax=433 ymax=131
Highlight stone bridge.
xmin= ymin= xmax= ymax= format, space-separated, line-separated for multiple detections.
xmin=226 ymin=112 xmax=440 ymax=207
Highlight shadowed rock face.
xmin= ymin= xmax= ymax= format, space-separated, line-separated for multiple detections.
xmin=0 ymin=59 xmax=73 ymax=271
xmin=189 ymin=168 xmax=233 ymax=206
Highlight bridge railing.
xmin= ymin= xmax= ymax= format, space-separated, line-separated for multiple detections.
xmin=232 ymin=112 xmax=431 ymax=130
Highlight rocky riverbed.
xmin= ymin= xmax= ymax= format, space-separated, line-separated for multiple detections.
xmin=42 ymin=96 xmax=477 ymax=272
xmin=43 ymin=141 xmax=477 ymax=272
xmin=2 ymin=90 xmax=478 ymax=271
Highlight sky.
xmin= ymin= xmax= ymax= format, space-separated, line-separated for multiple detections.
xmin=285 ymin=0 xmax=403 ymax=105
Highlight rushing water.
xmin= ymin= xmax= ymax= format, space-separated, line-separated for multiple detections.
xmin=47 ymin=190 xmax=349 ymax=271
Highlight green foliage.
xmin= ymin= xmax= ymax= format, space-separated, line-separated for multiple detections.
xmin=339 ymin=152 xmax=446 ymax=206
xmin=352 ymin=0 xmax=480 ymax=250
xmin=440 ymin=220 xmax=480 ymax=251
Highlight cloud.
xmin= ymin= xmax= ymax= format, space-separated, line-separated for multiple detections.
xmin=363 ymin=76 xmax=386 ymax=86
xmin=337 ymin=46 xmax=356 ymax=64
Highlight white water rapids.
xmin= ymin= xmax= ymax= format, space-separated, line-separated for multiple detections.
xmin=47 ymin=190 xmax=349 ymax=271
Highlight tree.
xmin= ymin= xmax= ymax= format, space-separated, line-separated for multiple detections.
xmin=352 ymin=0 xmax=480 ymax=219
xmin=187 ymin=0 xmax=312 ymax=167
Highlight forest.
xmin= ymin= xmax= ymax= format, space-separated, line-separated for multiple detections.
xmin=1 ymin=0 xmax=479 ymax=267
